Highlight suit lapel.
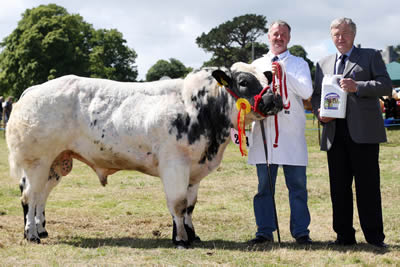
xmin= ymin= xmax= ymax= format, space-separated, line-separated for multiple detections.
xmin=324 ymin=54 xmax=337 ymax=74
xmin=343 ymin=47 xmax=360 ymax=78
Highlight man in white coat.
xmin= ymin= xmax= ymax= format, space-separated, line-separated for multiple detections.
xmin=248 ymin=20 xmax=313 ymax=245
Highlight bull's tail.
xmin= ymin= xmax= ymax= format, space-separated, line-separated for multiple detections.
xmin=8 ymin=150 xmax=23 ymax=180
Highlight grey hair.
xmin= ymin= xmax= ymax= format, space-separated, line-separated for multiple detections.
xmin=330 ymin=17 xmax=357 ymax=35
xmin=269 ymin=20 xmax=291 ymax=33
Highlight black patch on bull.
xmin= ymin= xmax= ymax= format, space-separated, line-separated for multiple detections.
xmin=19 ymin=177 xmax=26 ymax=194
xmin=170 ymin=89 xmax=231 ymax=164
xmin=186 ymin=205 xmax=195 ymax=215
xmin=19 ymin=177 xmax=28 ymax=229
xmin=48 ymin=167 xmax=60 ymax=181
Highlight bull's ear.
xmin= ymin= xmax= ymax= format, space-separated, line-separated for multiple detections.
xmin=263 ymin=71 xmax=273 ymax=84
xmin=212 ymin=70 xmax=232 ymax=87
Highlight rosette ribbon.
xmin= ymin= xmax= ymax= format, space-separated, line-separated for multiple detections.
xmin=236 ymin=98 xmax=251 ymax=156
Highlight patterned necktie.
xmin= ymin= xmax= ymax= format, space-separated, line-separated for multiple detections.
xmin=337 ymin=54 xmax=347 ymax=75
xmin=271 ymin=56 xmax=279 ymax=62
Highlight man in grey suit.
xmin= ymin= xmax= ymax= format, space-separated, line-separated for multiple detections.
xmin=311 ymin=17 xmax=392 ymax=248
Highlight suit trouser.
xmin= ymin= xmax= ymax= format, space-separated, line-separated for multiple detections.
xmin=327 ymin=119 xmax=385 ymax=243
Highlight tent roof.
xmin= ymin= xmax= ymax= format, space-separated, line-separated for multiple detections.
xmin=386 ymin=61 xmax=400 ymax=86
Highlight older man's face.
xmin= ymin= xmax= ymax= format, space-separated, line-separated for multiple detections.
xmin=268 ymin=24 xmax=290 ymax=55
xmin=331 ymin=23 xmax=355 ymax=54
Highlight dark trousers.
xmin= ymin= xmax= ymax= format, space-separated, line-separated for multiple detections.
xmin=327 ymin=119 xmax=385 ymax=244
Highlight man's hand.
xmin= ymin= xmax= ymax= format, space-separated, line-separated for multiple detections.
xmin=340 ymin=78 xmax=357 ymax=93
xmin=271 ymin=63 xmax=278 ymax=76
xmin=318 ymin=108 xmax=335 ymax=123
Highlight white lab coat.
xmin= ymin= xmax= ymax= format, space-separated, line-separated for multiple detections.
xmin=248 ymin=51 xmax=313 ymax=166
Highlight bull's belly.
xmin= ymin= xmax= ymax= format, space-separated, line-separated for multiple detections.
xmin=71 ymin=141 xmax=161 ymax=177
xmin=70 ymin=137 xmax=225 ymax=182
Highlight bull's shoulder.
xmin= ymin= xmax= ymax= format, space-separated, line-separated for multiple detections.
xmin=182 ymin=68 xmax=222 ymax=104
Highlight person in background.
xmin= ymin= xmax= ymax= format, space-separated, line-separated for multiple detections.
xmin=248 ymin=20 xmax=313 ymax=245
xmin=3 ymin=96 xmax=14 ymax=129
xmin=311 ymin=17 xmax=392 ymax=248
xmin=0 ymin=96 xmax=3 ymax=127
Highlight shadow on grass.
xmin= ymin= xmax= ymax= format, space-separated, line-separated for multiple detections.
xmin=59 ymin=236 xmax=396 ymax=254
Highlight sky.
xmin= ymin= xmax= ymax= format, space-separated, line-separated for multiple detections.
xmin=0 ymin=0 xmax=399 ymax=80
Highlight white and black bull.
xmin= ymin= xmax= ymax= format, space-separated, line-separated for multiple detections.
xmin=6 ymin=62 xmax=283 ymax=248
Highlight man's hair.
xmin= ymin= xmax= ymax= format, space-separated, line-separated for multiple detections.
xmin=269 ymin=20 xmax=291 ymax=33
xmin=330 ymin=17 xmax=357 ymax=35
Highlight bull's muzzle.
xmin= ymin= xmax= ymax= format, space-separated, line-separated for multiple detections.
xmin=254 ymin=88 xmax=283 ymax=116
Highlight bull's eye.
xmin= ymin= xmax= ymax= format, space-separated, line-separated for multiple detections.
xmin=239 ymin=80 xmax=248 ymax=87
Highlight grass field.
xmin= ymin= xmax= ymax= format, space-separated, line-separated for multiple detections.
xmin=0 ymin=118 xmax=399 ymax=266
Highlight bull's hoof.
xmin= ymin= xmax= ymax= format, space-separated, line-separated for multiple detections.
xmin=38 ymin=231 xmax=48 ymax=238
xmin=192 ymin=235 xmax=201 ymax=243
xmin=173 ymin=240 xmax=189 ymax=249
xmin=25 ymin=230 xmax=41 ymax=243
xmin=27 ymin=235 xmax=41 ymax=244
xmin=184 ymin=224 xmax=201 ymax=244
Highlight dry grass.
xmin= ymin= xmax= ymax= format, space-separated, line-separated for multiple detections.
xmin=0 ymin=119 xmax=399 ymax=266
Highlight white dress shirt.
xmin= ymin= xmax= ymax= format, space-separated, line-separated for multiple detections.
xmin=248 ymin=50 xmax=313 ymax=166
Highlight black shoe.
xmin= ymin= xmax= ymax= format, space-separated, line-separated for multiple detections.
xmin=296 ymin=235 xmax=312 ymax=245
xmin=329 ymin=239 xmax=357 ymax=246
xmin=248 ymin=235 xmax=273 ymax=245
xmin=369 ymin=241 xmax=388 ymax=249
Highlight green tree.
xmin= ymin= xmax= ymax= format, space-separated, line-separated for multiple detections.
xmin=146 ymin=58 xmax=191 ymax=81
xmin=289 ymin=45 xmax=315 ymax=80
xmin=0 ymin=4 xmax=137 ymax=98
xmin=89 ymin=29 xmax=137 ymax=81
xmin=196 ymin=14 xmax=268 ymax=68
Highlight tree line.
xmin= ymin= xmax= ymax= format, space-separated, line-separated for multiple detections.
xmin=0 ymin=4 xmax=339 ymax=99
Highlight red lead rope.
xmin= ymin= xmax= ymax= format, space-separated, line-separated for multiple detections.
xmin=224 ymin=62 xmax=289 ymax=149
xmin=271 ymin=62 xmax=290 ymax=148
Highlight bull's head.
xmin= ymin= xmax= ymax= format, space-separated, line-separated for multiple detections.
xmin=212 ymin=62 xmax=283 ymax=118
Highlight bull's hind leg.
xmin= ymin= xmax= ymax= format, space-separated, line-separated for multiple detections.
xmin=20 ymin=152 xmax=73 ymax=242
xmin=19 ymin=169 xmax=62 ymax=240
xmin=21 ymin=166 xmax=51 ymax=243
xmin=184 ymin=183 xmax=201 ymax=243
xmin=35 ymin=152 xmax=73 ymax=238
xmin=19 ymin=176 xmax=29 ymax=238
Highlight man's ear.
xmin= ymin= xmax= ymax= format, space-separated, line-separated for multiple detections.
xmin=212 ymin=70 xmax=232 ymax=87
xmin=263 ymin=71 xmax=273 ymax=84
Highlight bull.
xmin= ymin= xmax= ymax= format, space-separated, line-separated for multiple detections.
xmin=6 ymin=62 xmax=282 ymax=248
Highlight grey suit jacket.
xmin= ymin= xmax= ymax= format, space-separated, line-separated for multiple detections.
xmin=311 ymin=47 xmax=392 ymax=151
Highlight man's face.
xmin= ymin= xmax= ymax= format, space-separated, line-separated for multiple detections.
xmin=331 ymin=23 xmax=355 ymax=54
xmin=268 ymin=24 xmax=290 ymax=55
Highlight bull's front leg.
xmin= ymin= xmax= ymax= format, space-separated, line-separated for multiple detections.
xmin=184 ymin=183 xmax=201 ymax=243
xmin=35 ymin=166 xmax=65 ymax=238
xmin=160 ymin=156 xmax=191 ymax=249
